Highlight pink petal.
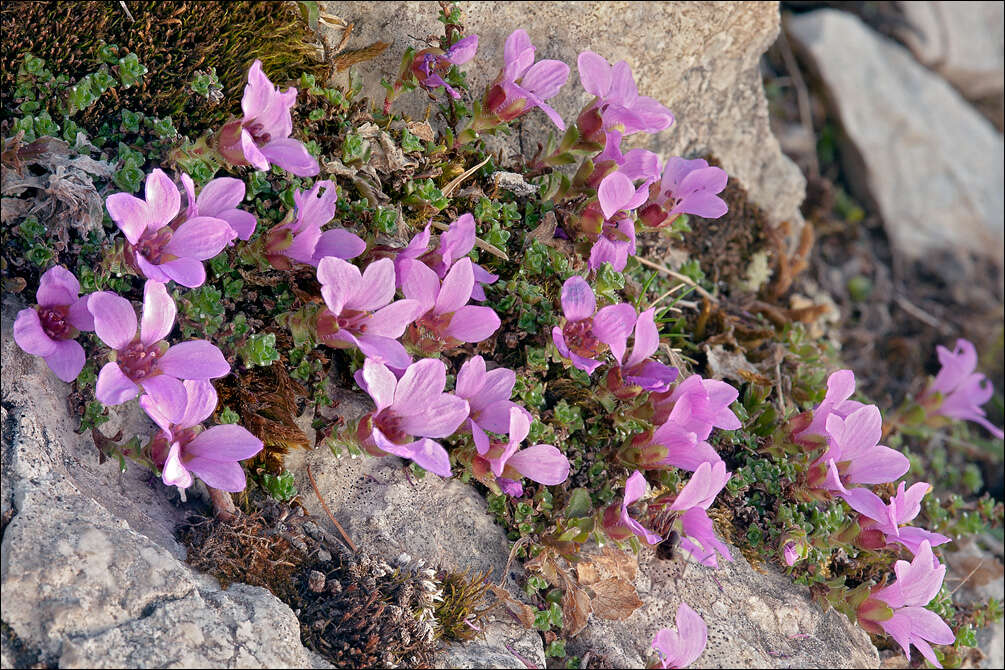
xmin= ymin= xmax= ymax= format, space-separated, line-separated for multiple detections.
xmin=401 ymin=259 xmax=440 ymax=314
xmin=140 ymin=391 xmax=184 ymax=434
xmin=13 ymin=309 xmax=57 ymax=357
xmin=397 ymin=393 xmax=469 ymax=438
xmin=671 ymin=461 xmax=729 ymax=511
xmin=673 ymin=602 xmax=708 ymax=668
xmin=446 ymin=305 xmax=500 ymax=343
xmin=240 ymin=129 xmax=270 ymax=171
xmin=375 ymin=433 xmax=453 ymax=478
xmin=360 ymin=358 xmax=397 ymax=411
xmin=44 ymin=339 xmax=86 ymax=383
xmin=624 ymin=307 xmax=659 ymax=367
xmin=95 ymin=362 xmax=140 ymax=405
xmin=178 ymin=379 xmax=218 ymax=427
xmin=140 ymin=280 xmax=176 ymax=345
xmin=598 ymin=172 xmax=636 ymax=219
xmin=508 ymin=444 xmax=569 ymax=485
xmin=197 ymin=177 xmax=245 ymax=215
xmin=842 ymin=488 xmax=890 ymax=527
xmin=503 ymin=29 xmax=534 ymax=77
xmin=354 ymin=333 xmax=412 ymax=370
xmin=318 ymin=256 xmax=362 ymax=314
xmin=216 ymin=209 xmax=258 ymax=241
xmin=241 ymin=60 xmax=272 ymax=119
xmin=844 ymin=446 xmax=910 ymax=485
xmin=350 ymin=258 xmax=396 ymax=311
xmin=161 ymin=442 xmax=193 ymax=489
xmin=89 ymin=291 xmax=137 ymax=350
xmin=260 ymin=138 xmax=320 ymax=177
xmin=159 ymin=257 xmax=206 ymax=288
xmin=105 ymin=192 xmax=151 ymax=245
xmin=393 ymin=359 xmax=448 ymax=412
xmin=313 ymin=228 xmax=366 ymax=263
xmin=187 ymin=424 xmax=264 ymax=461
xmin=446 ymin=34 xmax=478 ymax=64
xmin=481 ymin=367 xmax=517 ymax=404
xmin=135 ymin=254 xmax=174 ymax=284
xmin=36 ymin=265 xmax=80 ymax=307
xmin=623 ymin=470 xmax=649 ymax=506
xmin=435 ymin=258 xmax=475 ymax=315
xmin=608 ymin=61 xmax=639 ymax=105
xmin=560 ymin=276 xmax=596 ymax=321
xmin=140 ymin=374 xmax=187 ymax=414
xmin=577 ymin=51 xmax=612 ymax=97
xmin=164 ymin=216 xmax=236 ymax=261
xmin=456 ymin=355 xmax=487 ymax=398
xmin=368 ymin=300 xmax=422 ymax=338
xmin=184 ymin=457 xmax=247 ymax=492
xmin=521 ymin=59 xmax=569 ymax=100
xmin=67 ymin=296 xmax=95 ymax=332
xmin=158 ymin=341 xmax=230 ymax=379
xmin=593 ymin=303 xmax=637 ymax=362
xmin=476 ymin=400 xmax=523 ymax=434
xmin=143 ymin=169 xmax=181 ymax=230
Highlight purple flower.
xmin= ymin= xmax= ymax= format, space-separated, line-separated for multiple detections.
xmin=483 ymin=29 xmax=569 ymax=129
xmin=552 ymin=276 xmax=636 ymax=374
xmin=411 ymin=35 xmax=479 ymax=99
xmin=863 ymin=542 xmax=955 ymax=668
xmin=629 ymin=417 xmax=721 ymax=473
xmin=217 ymin=60 xmax=319 ymax=177
xmin=354 ymin=358 xmax=469 ymax=477
xmin=576 ymin=51 xmax=674 ymax=141
xmin=394 ymin=214 xmax=498 ymax=300
xmin=615 ymin=307 xmax=679 ymax=392
xmin=90 ymin=280 xmax=230 ymax=408
xmin=923 ymin=339 xmax=1004 ymax=439
xmin=12 ymin=265 xmax=94 ymax=382
xmin=842 ymin=482 xmax=950 ymax=556
xmin=638 ymin=157 xmax=728 ymax=229
xmin=106 ymin=169 xmax=237 ymax=288
xmin=474 ymin=407 xmax=570 ymax=496
xmin=794 ymin=369 xmax=866 ymax=442
xmin=603 ymin=470 xmax=663 ymax=544
xmin=652 ymin=374 xmax=741 ymax=438
xmin=652 ymin=602 xmax=707 ymax=669
xmin=180 ymin=174 xmax=257 ymax=242
xmin=316 ymin=257 xmax=421 ymax=369
xmin=454 ymin=355 xmax=523 ymax=453
xmin=402 ymin=257 xmax=501 ymax=346
xmin=140 ymin=380 xmax=263 ymax=492
xmin=586 ymin=171 xmax=651 ymax=271
xmin=668 ymin=460 xmax=733 ymax=568
xmin=814 ymin=404 xmax=910 ymax=493
xmin=588 ymin=128 xmax=661 ymax=189
xmin=264 ymin=180 xmax=365 ymax=269
xmin=782 ymin=542 xmax=799 ymax=567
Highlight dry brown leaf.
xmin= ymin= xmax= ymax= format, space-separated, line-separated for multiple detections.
xmin=561 ymin=581 xmax=593 ymax=637
xmin=406 ymin=121 xmax=435 ymax=143
xmin=331 ymin=41 xmax=390 ymax=72
xmin=705 ymin=344 xmax=765 ymax=385
xmin=586 ymin=577 xmax=644 ymax=621
xmin=525 ymin=549 xmax=563 ymax=588
xmin=487 ymin=584 xmax=536 ymax=629
xmin=576 ymin=545 xmax=638 ymax=585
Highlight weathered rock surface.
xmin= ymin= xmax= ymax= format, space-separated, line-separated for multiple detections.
xmin=943 ymin=535 xmax=1005 ymax=669
xmin=320 ymin=0 xmax=805 ymax=232
xmin=570 ymin=546 xmax=879 ymax=668
xmin=788 ymin=9 xmax=1004 ymax=273
xmin=897 ymin=2 xmax=1004 ymax=102
xmin=0 ymin=300 xmax=328 ymax=669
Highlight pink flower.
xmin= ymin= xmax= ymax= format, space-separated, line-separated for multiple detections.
xmin=411 ymin=35 xmax=479 ymax=99
xmin=652 ymin=603 xmax=707 ymax=669
xmin=454 ymin=356 xmax=524 ymax=452
xmin=483 ymin=29 xmax=569 ymax=129
xmin=638 ymin=157 xmax=728 ymax=228
xmin=13 ymin=266 xmax=94 ymax=382
xmin=614 ymin=307 xmax=679 ymax=392
xmin=140 ymin=380 xmax=262 ymax=492
xmin=794 ymin=369 xmax=866 ymax=442
xmin=180 ymin=174 xmax=257 ymax=242
xmin=813 ymin=405 xmax=910 ymax=493
xmin=106 ymin=169 xmax=237 ymax=288
xmin=473 ymin=407 xmax=570 ymax=496
xmin=603 ymin=470 xmax=662 ymax=544
xmin=923 ymin=339 xmax=1004 ymax=439
xmin=90 ymin=280 xmax=229 ymax=407
xmin=315 ymin=257 xmax=421 ymax=370
xmin=652 ymin=374 xmax=741 ymax=438
xmin=782 ymin=542 xmax=799 ymax=566
xmin=354 ymin=358 xmax=469 ymax=477
xmin=576 ymin=51 xmax=674 ymax=142
xmin=860 ymin=542 xmax=955 ymax=668
xmin=394 ymin=214 xmax=498 ymax=300
xmin=585 ymin=171 xmax=652 ymax=271
xmin=552 ymin=276 xmax=636 ymax=374
xmin=842 ymin=482 xmax=950 ymax=556
xmin=588 ymin=128 xmax=661 ymax=189
xmin=402 ymin=257 xmax=501 ymax=347
xmin=627 ymin=417 xmax=720 ymax=473
xmin=668 ymin=460 xmax=733 ymax=568
xmin=264 ymin=180 xmax=365 ymax=269
xmin=217 ymin=60 xmax=319 ymax=177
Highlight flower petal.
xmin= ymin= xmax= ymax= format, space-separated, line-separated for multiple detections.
xmin=446 ymin=305 xmax=500 ymax=343
xmin=95 ymin=362 xmax=140 ymax=405
xmin=164 ymin=216 xmax=236 ymax=260
xmin=507 ymin=444 xmax=569 ymax=485
xmin=397 ymin=393 xmax=469 ymax=438
xmin=140 ymin=374 xmax=187 ymax=415
xmin=368 ymin=300 xmax=422 ymax=338
xmin=159 ymin=257 xmax=207 ymax=288
xmin=435 ymin=258 xmax=475 ymax=315
xmin=44 ymin=339 xmax=86 ymax=383
xmin=401 ymin=259 xmax=440 ymax=314
xmin=187 ymin=424 xmax=264 ymax=461
xmin=560 ymin=276 xmax=596 ymax=321
xmin=184 ymin=457 xmax=247 ymax=492
xmin=89 ymin=291 xmax=137 ymax=350
xmin=178 ymin=379 xmax=218 ymax=427
xmin=354 ymin=333 xmax=412 ymax=370
xmin=36 ymin=265 xmax=80 ymax=307
xmin=196 ymin=177 xmax=245 ymax=215
xmin=143 ymin=169 xmax=181 ymax=230
xmin=140 ymin=280 xmax=176 ymax=345
xmin=260 ymin=138 xmax=320 ymax=177
xmin=105 ymin=193 xmax=151 ymax=245
xmin=162 ymin=442 xmax=193 ymax=489
xmin=593 ymin=303 xmax=637 ymax=362
xmin=313 ymin=228 xmax=366 ymax=263
xmin=577 ymin=51 xmax=612 ymax=97
xmin=67 ymin=296 xmax=95 ymax=332
xmin=598 ymin=172 xmax=636 ymax=220
xmin=349 ymin=258 xmax=396 ymax=311
xmin=521 ymin=59 xmax=570 ymax=100
xmin=394 ymin=359 xmax=448 ymax=413
xmin=158 ymin=341 xmax=230 ymax=379
xmin=13 ymin=309 xmax=57 ymax=357
xmin=360 ymin=358 xmax=397 ymax=411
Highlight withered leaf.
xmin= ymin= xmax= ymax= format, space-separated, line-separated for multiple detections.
xmin=560 ymin=579 xmax=593 ymax=637
xmin=331 ymin=41 xmax=390 ymax=72
xmin=586 ymin=577 xmax=644 ymax=621
xmin=487 ymin=584 xmax=536 ymax=629
xmin=576 ymin=545 xmax=638 ymax=586
xmin=524 ymin=548 xmax=563 ymax=588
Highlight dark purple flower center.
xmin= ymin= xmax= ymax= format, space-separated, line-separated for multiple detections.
xmin=563 ymin=319 xmax=603 ymax=359
xmin=602 ymin=213 xmax=631 ymax=242
xmin=373 ymin=409 xmax=408 ymax=444
xmin=118 ymin=339 xmax=163 ymax=381
xmin=134 ymin=227 xmax=174 ymax=265
xmin=244 ymin=120 xmax=272 ymax=145
xmin=38 ymin=304 xmax=74 ymax=341
xmin=317 ymin=308 xmax=371 ymax=343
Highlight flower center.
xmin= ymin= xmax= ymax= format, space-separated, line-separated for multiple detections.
xmin=373 ymin=409 xmax=408 ymax=444
xmin=134 ymin=227 xmax=174 ymax=265
xmin=244 ymin=120 xmax=272 ymax=145
xmin=563 ymin=319 xmax=603 ymax=359
xmin=38 ymin=304 xmax=74 ymax=340
xmin=118 ymin=339 xmax=163 ymax=381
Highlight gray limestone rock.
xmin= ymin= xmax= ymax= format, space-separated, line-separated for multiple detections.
xmin=319 ymin=0 xmax=805 ymax=234
xmin=788 ymin=9 xmax=1004 ymax=273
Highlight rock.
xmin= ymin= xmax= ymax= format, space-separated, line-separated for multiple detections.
xmin=320 ymin=1 xmax=805 ymax=233
xmin=570 ymin=547 xmax=880 ymax=668
xmin=943 ymin=535 xmax=1004 ymax=669
xmin=435 ymin=617 xmax=546 ymax=670
xmin=897 ymin=2 xmax=1004 ymax=102
xmin=0 ymin=299 xmax=327 ymax=669
xmin=787 ymin=9 xmax=1005 ymax=274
